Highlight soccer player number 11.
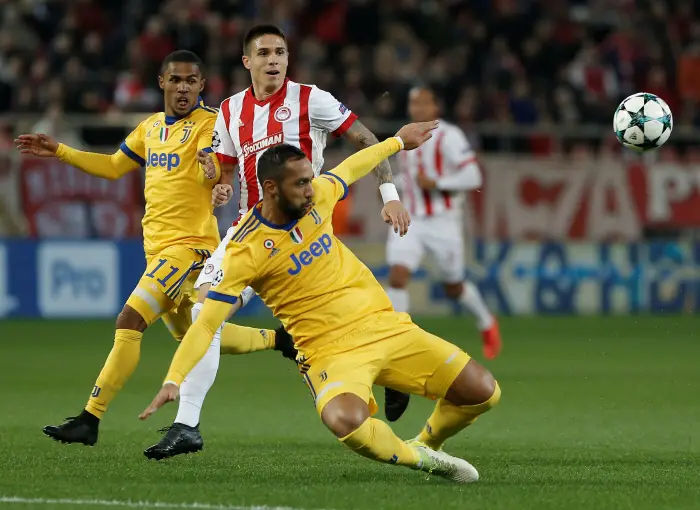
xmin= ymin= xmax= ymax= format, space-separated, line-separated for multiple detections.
xmin=145 ymin=259 xmax=179 ymax=287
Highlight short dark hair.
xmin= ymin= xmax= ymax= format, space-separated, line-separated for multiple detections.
xmin=243 ymin=24 xmax=287 ymax=55
xmin=160 ymin=50 xmax=205 ymax=76
xmin=257 ymin=144 xmax=307 ymax=184
xmin=411 ymin=84 xmax=439 ymax=102
xmin=410 ymin=84 xmax=443 ymax=110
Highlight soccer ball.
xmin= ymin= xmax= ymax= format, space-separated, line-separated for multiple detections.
xmin=613 ymin=92 xmax=673 ymax=152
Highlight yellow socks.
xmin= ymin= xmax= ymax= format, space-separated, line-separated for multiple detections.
xmin=219 ymin=322 xmax=275 ymax=355
xmin=417 ymin=382 xmax=501 ymax=450
xmin=85 ymin=329 xmax=143 ymax=418
xmin=340 ymin=417 xmax=421 ymax=468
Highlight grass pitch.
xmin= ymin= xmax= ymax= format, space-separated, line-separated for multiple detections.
xmin=0 ymin=315 xmax=698 ymax=510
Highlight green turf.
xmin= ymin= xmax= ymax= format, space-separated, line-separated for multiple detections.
xmin=0 ymin=316 xmax=699 ymax=510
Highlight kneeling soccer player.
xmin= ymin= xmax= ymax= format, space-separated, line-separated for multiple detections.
xmin=140 ymin=120 xmax=501 ymax=483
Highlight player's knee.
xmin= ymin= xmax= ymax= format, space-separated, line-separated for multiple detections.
xmin=197 ymin=283 xmax=211 ymax=303
xmin=115 ymin=305 xmax=148 ymax=332
xmin=443 ymin=282 xmax=463 ymax=300
xmin=321 ymin=393 xmax=371 ymax=438
xmin=388 ymin=265 xmax=411 ymax=289
xmin=446 ymin=359 xmax=499 ymax=407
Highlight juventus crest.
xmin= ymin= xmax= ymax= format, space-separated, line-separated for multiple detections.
xmin=180 ymin=121 xmax=195 ymax=143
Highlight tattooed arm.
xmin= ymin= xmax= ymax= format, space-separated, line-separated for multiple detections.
xmin=343 ymin=120 xmax=396 ymax=186
xmin=342 ymin=119 xmax=411 ymax=235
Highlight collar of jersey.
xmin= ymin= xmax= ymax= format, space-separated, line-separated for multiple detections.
xmin=246 ymin=78 xmax=289 ymax=107
xmin=252 ymin=201 xmax=299 ymax=231
xmin=164 ymin=96 xmax=204 ymax=125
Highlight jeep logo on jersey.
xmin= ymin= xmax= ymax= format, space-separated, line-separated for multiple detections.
xmin=242 ymin=133 xmax=283 ymax=158
xmin=287 ymin=234 xmax=332 ymax=276
xmin=146 ymin=149 xmax=181 ymax=171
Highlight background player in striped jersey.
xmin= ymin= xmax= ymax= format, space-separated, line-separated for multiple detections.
xmin=144 ymin=25 xmax=412 ymax=459
xmin=16 ymin=51 xmax=278 ymax=447
xmin=384 ymin=86 xmax=502 ymax=416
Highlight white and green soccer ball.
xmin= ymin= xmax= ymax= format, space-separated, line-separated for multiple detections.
xmin=613 ymin=92 xmax=673 ymax=151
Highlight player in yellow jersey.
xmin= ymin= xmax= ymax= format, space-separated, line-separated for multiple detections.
xmin=140 ymin=121 xmax=502 ymax=483
xmin=15 ymin=50 xmax=280 ymax=448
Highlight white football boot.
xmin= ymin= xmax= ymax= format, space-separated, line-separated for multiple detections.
xmin=410 ymin=440 xmax=479 ymax=484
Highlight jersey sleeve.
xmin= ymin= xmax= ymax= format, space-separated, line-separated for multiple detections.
xmin=119 ymin=120 xmax=147 ymax=166
xmin=443 ymin=127 xmax=476 ymax=168
xmin=435 ymin=127 xmax=482 ymax=191
xmin=212 ymin=99 xmax=238 ymax=165
xmin=312 ymin=137 xmax=401 ymax=210
xmin=313 ymin=173 xmax=349 ymax=210
xmin=197 ymin=115 xmax=215 ymax=151
xmin=196 ymin=115 xmax=222 ymax=183
xmin=56 ymin=120 xmax=142 ymax=179
xmin=206 ymin=236 xmax=257 ymax=305
xmin=308 ymin=86 xmax=358 ymax=137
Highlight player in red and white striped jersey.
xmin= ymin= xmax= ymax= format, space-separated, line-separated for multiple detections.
xmin=386 ymin=86 xmax=502 ymax=368
xmin=202 ymin=25 xmax=409 ymax=287
xmin=211 ymin=74 xmax=359 ymax=216
xmin=144 ymin=25 xmax=412 ymax=459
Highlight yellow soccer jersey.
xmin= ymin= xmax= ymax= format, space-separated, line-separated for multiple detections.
xmin=121 ymin=103 xmax=221 ymax=256
xmin=163 ymin=137 xmax=404 ymax=385
xmin=209 ymin=171 xmax=397 ymax=350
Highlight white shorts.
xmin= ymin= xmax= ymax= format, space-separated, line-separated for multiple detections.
xmin=386 ymin=214 xmax=464 ymax=284
xmin=194 ymin=225 xmax=237 ymax=289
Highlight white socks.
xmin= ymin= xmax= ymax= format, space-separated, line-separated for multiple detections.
xmin=459 ymin=281 xmax=494 ymax=330
xmin=386 ymin=287 xmax=409 ymax=313
xmin=174 ymin=302 xmax=221 ymax=427
xmin=240 ymin=286 xmax=256 ymax=307
xmin=190 ymin=301 xmax=203 ymax=323
xmin=387 ymin=282 xmax=493 ymax=331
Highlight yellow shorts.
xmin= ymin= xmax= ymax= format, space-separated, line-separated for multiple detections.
xmin=297 ymin=311 xmax=471 ymax=415
xmin=125 ymin=246 xmax=211 ymax=339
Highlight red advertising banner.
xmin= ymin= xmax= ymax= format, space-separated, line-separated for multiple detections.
xmin=20 ymin=159 xmax=143 ymax=238
xmin=468 ymin=157 xmax=700 ymax=240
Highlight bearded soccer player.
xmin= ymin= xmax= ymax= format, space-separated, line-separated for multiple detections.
xmin=144 ymin=24 xmax=412 ymax=460
xmin=16 ymin=50 xmax=278 ymax=446
xmin=140 ymin=121 xmax=501 ymax=483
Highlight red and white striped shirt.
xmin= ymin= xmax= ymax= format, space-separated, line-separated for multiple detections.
xmin=212 ymin=78 xmax=357 ymax=219
xmin=399 ymin=120 xmax=481 ymax=218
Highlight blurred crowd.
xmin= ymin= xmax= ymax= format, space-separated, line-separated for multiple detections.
xmin=0 ymin=0 xmax=699 ymax=129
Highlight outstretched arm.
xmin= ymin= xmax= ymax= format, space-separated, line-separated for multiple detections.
xmin=330 ymin=121 xmax=439 ymax=187
xmin=15 ymin=133 xmax=140 ymax=180
xmin=331 ymin=138 xmax=404 ymax=187
xmin=139 ymin=298 xmax=241 ymax=419
xmin=343 ymin=120 xmax=410 ymax=235
xmin=343 ymin=120 xmax=396 ymax=188
xmin=58 ymin=145 xmax=140 ymax=180
xmin=140 ymin=240 xmax=257 ymax=419
xmin=167 ymin=298 xmax=241 ymax=386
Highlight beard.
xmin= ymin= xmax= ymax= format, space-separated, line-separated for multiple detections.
xmin=278 ymin=193 xmax=310 ymax=220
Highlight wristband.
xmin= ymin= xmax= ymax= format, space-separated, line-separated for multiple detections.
xmin=379 ymin=183 xmax=400 ymax=204
xmin=393 ymin=136 xmax=405 ymax=150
